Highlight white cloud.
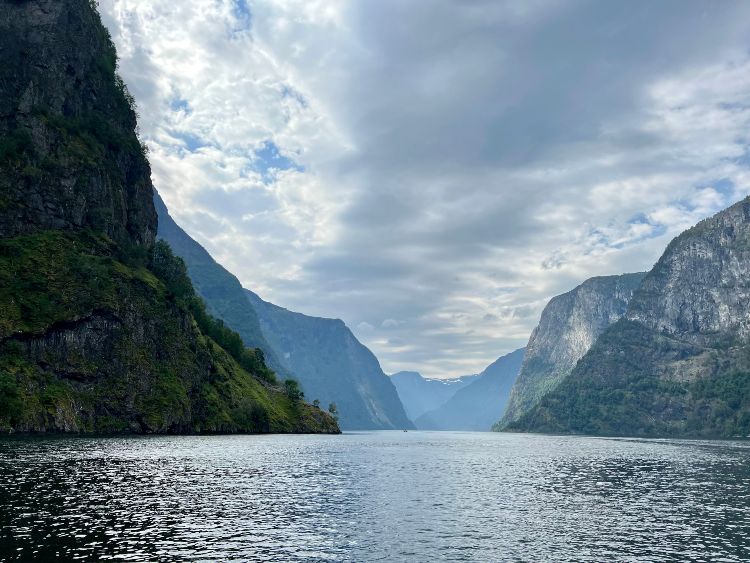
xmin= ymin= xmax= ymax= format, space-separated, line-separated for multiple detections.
xmin=356 ymin=321 xmax=374 ymax=333
xmin=100 ymin=0 xmax=750 ymax=378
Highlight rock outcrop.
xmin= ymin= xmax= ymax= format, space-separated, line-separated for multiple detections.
xmin=509 ymin=198 xmax=750 ymax=437
xmin=498 ymin=273 xmax=646 ymax=427
xmin=0 ymin=0 xmax=155 ymax=246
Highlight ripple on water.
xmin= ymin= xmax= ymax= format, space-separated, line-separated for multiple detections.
xmin=0 ymin=432 xmax=748 ymax=562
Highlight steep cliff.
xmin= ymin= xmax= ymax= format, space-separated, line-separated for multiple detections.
xmin=416 ymin=349 xmax=524 ymax=431
xmin=390 ymin=371 xmax=479 ymax=422
xmin=246 ymin=291 xmax=415 ymax=430
xmin=0 ymin=0 xmax=155 ymax=247
xmin=510 ymin=198 xmax=750 ymax=437
xmin=498 ymin=272 xmax=646 ymax=427
xmin=0 ymin=0 xmax=337 ymax=434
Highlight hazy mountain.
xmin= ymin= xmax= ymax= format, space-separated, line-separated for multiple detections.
xmin=417 ymin=348 xmax=525 ymax=431
xmin=498 ymin=272 xmax=646 ymax=427
xmin=156 ymin=195 xmax=412 ymax=430
xmin=246 ymin=291 xmax=414 ymax=430
xmin=0 ymin=0 xmax=336 ymax=434
xmin=154 ymin=193 xmax=287 ymax=376
xmin=509 ymin=198 xmax=750 ymax=437
xmin=390 ymin=371 xmax=479 ymax=421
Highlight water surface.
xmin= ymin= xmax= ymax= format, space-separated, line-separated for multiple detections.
xmin=1 ymin=431 xmax=748 ymax=561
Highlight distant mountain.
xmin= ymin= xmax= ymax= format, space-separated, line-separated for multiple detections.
xmin=156 ymin=197 xmax=413 ymax=430
xmin=390 ymin=371 xmax=479 ymax=421
xmin=246 ymin=291 xmax=414 ymax=430
xmin=154 ymin=194 xmax=287 ymax=375
xmin=508 ymin=198 xmax=750 ymax=438
xmin=417 ymin=348 xmax=525 ymax=431
xmin=498 ymin=272 xmax=646 ymax=428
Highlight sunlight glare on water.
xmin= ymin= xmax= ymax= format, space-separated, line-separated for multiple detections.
xmin=1 ymin=431 xmax=748 ymax=561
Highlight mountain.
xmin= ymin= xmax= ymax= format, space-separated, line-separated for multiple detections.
xmin=509 ymin=198 xmax=750 ymax=438
xmin=416 ymin=348 xmax=525 ymax=431
xmin=498 ymin=272 xmax=646 ymax=428
xmin=390 ymin=371 xmax=479 ymax=421
xmin=155 ymin=196 xmax=413 ymax=430
xmin=154 ymin=194 xmax=287 ymax=376
xmin=245 ymin=291 xmax=414 ymax=430
xmin=0 ymin=0 xmax=337 ymax=434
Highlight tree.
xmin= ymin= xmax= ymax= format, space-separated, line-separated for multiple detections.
xmin=149 ymin=240 xmax=194 ymax=299
xmin=284 ymin=379 xmax=304 ymax=402
xmin=328 ymin=402 xmax=338 ymax=419
xmin=0 ymin=373 xmax=22 ymax=428
xmin=312 ymin=399 xmax=320 ymax=408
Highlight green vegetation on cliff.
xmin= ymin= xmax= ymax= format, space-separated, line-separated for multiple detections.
xmin=507 ymin=198 xmax=750 ymax=438
xmin=507 ymin=320 xmax=750 ymax=437
xmin=0 ymin=0 xmax=337 ymax=434
xmin=0 ymin=230 xmax=337 ymax=434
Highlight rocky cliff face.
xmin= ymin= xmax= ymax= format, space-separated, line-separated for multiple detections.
xmin=499 ymin=272 xmax=646 ymax=426
xmin=246 ymin=291 xmax=415 ymax=430
xmin=0 ymin=0 xmax=337 ymax=434
xmin=626 ymin=201 xmax=750 ymax=346
xmin=390 ymin=371 xmax=479 ymax=422
xmin=0 ymin=0 xmax=155 ymax=247
xmin=417 ymin=348 xmax=524 ymax=431
xmin=509 ymin=198 xmax=750 ymax=437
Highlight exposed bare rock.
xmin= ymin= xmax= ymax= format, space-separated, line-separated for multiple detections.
xmin=509 ymin=198 xmax=750 ymax=437
xmin=499 ymin=273 xmax=645 ymax=426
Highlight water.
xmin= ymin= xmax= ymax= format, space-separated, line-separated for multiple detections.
xmin=0 ymin=432 xmax=748 ymax=562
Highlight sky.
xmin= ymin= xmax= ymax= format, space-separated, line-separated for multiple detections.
xmin=99 ymin=0 xmax=750 ymax=378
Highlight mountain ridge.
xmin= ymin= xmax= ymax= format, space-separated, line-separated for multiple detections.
xmin=390 ymin=371 xmax=479 ymax=422
xmin=245 ymin=289 xmax=415 ymax=430
xmin=508 ymin=197 xmax=750 ymax=437
xmin=154 ymin=193 xmax=288 ymax=376
xmin=156 ymin=194 xmax=413 ymax=430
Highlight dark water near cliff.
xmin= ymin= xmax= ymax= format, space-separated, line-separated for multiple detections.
xmin=0 ymin=431 xmax=748 ymax=562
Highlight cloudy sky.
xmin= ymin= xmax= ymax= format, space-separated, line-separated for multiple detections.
xmin=100 ymin=0 xmax=750 ymax=378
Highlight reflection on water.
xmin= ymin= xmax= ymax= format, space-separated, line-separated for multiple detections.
xmin=0 ymin=432 xmax=748 ymax=561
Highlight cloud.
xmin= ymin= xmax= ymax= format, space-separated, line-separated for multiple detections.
xmin=100 ymin=0 xmax=750 ymax=378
